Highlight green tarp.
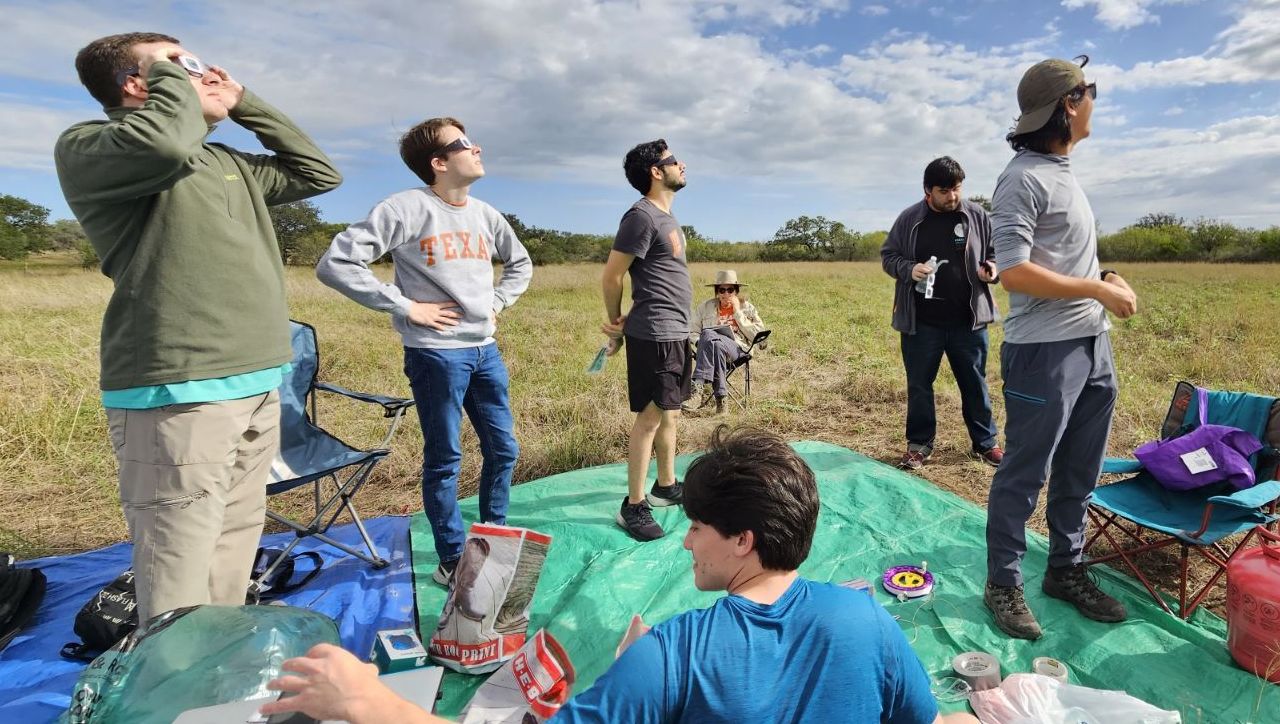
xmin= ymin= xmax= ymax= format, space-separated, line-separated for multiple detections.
xmin=411 ymin=441 xmax=1279 ymax=722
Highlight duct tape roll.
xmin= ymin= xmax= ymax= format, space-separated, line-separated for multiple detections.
xmin=951 ymin=652 xmax=1001 ymax=693
xmin=1032 ymin=656 xmax=1070 ymax=683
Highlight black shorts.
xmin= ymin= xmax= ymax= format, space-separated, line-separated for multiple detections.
xmin=624 ymin=336 xmax=692 ymax=413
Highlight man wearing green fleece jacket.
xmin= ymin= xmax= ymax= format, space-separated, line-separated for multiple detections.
xmin=54 ymin=32 xmax=341 ymax=627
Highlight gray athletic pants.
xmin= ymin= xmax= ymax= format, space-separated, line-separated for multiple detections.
xmin=986 ymin=332 xmax=1117 ymax=587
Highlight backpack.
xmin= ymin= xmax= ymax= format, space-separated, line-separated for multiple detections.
xmin=0 ymin=552 xmax=47 ymax=651
xmin=60 ymin=549 xmax=323 ymax=661
xmin=247 ymin=548 xmax=323 ymax=603
xmin=60 ymin=569 xmax=138 ymax=661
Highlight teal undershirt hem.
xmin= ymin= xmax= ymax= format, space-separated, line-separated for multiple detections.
xmin=101 ymin=363 xmax=292 ymax=410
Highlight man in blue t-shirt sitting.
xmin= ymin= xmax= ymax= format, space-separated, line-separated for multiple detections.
xmin=262 ymin=428 xmax=978 ymax=724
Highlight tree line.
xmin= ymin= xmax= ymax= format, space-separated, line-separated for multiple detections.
xmin=4 ymin=194 xmax=1279 ymax=266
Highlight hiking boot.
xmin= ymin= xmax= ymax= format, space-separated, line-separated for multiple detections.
xmin=616 ymin=497 xmax=664 ymax=541
xmin=646 ymin=479 xmax=684 ymax=507
xmin=433 ymin=558 xmax=458 ymax=586
xmin=1043 ymin=564 xmax=1128 ymax=623
xmin=973 ymin=445 xmax=1004 ymax=467
xmin=984 ymin=582 xmax=1043 ymax=640
xmin=683 ymin=385 xmax=714 ymax=413
xmin=714 ymin=396 xmax=726 ymax=415
xmin=897 ymin=450 xmax=929 ymax=471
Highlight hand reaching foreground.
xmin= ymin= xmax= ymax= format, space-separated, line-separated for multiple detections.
xmin=262 ymin=644 xmax=444 ymax=724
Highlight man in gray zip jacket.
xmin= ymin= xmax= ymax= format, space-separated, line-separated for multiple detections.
xmin=881 ymin=157 xmax=1002 ymax=471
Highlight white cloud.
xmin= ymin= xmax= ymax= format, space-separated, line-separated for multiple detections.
xmin=694 ymin=0 xmax=850 ymax=26
xmin=0 ymin=97 xmax=93 ymax=170
xmin=1060 ymin=0 xmax=1198 ymax=31
xmin=1078 ymin=114 xmax=1280 ymax=228
xmin=861 ymin=4 xmax=890 ymax=16
xmin=2 ymin=0 xmax=1280 ymax=235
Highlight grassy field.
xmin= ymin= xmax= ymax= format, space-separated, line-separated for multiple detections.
xmin=3 ymin=255 xmax=1279 ymax=608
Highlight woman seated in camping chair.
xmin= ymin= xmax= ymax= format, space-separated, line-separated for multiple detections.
xmin=685 ymin=270 xmax=768 ymax=415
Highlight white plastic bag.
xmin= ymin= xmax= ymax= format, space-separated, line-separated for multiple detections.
xmin=969 ymin=673 xmax=1181 ymax=724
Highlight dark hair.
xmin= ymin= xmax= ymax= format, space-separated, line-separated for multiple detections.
xmin=1006 ymin=86 xmax=1088 ymax=154
xmin=400 ymin=117 xmax=466 ymax=185
xmin=75 ymin=32 xmax=180 ymax=108
xmin=923 ymin=156 xmax=965 ymax=191
xmin=683 ymin=426 xmax=819 ymax=571
xmin=623 ymin=139 xmax=669 ymax=195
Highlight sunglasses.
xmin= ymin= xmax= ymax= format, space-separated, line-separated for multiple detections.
xmin=434 ymin=136 xmax=475 ymax=158
xmin=115 ymin=55 xmax=209 ymax=86
xmin=654 ymin=155 xmax=680 ymax=168
xmin=1075 ymin=82 xmax=1098 ymax=101
xmin=715 ymin=286 xmax=738 ymax=294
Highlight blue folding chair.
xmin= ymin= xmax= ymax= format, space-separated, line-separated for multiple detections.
xmin=252 ymin=321 xmax=414 ymax=595
xmin=1085 ymin=381 xmax=1280 ymax=618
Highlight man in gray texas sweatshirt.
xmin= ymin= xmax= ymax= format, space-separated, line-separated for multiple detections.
xmin=316 ymin=118 xmax=532 ymax=586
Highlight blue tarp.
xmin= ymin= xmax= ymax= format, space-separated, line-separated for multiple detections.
xmin=0 ymin=516 xmax=415 ymax=723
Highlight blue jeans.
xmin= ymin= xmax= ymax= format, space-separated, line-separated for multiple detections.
xmin=404 ymin=344 xmax=517 ymax=563
xmin=900 ymin=322 xmax=997 ymax=453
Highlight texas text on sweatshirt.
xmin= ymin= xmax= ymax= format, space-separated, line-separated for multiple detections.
xmin=317 ymin=188 xmax=533 ymax=348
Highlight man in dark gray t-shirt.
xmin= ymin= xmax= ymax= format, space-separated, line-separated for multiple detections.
xmin=983 ymin=57 xmax=1138 ymax=642
xmin=601 ymin=138 xmax=694 ymax=542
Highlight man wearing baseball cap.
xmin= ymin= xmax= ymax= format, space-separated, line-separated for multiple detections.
xmin=983 ymin=56 xmax=1138 ymax=640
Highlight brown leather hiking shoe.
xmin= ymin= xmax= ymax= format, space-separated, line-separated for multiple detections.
xmin=897 ymin=450 xmax=928 ymax=471
xmin=984 ymin=582 xmax=1043 ymax=640
xmin=1043 ymin=564 xmax=1127 ymax=623
xmin=973 ymin=445 xmax=1004 ymax=467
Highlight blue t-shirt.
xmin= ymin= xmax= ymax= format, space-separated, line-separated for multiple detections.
xmin=552 ymin=577 xmax=938 ymax=724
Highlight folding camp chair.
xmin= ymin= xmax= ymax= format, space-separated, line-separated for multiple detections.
xmin=723 ymin=330 xmax=771 ymax=409
xmin=252 ymin=321 xmax=414 ymax=596
xmin=1084 ymin=381 xmax=1280 ymax=618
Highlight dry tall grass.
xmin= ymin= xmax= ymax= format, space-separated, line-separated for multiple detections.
xmin=4 ymin=255 xmax=1279 ymax=585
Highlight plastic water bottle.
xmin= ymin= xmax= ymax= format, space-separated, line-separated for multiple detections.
xmin=915 ymin=256 xmax=938 ymax=296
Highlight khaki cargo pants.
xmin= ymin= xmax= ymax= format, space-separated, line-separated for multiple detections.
xmin=106 ymin=391 xmax=279 ymax=626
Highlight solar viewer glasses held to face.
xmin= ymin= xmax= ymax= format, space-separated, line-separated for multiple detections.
xmin=434 ymin=136 xmax=475 ymax=157
xmin=654 ymin=155 xmax=680 ymax=168
xmin=115 ymin=55 xmax=210 ymax=86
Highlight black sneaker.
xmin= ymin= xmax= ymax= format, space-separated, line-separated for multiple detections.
xmin=616 ymin=497 xmax=664 ymax=541
xmin=1043 ymin=564 xmax=1128 ymax=623
xmin=433 ymin=558 xmax=458 ymax=586
xmin=646 ymin=479 xmax=684 ymax=507
xmin=984 ymin=582 xmax=1043 ymax=640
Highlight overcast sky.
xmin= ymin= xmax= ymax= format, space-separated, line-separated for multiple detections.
xmin=3 ymin=0 xmax=1280 ymax=240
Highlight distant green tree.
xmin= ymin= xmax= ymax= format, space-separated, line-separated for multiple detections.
xmin=269 ymin=200 xmax=327 ymax=265
xmin=49 ymin=219 xmax=87 ymax=251
xmin=968 ymin=195 xmax=992 ymax=212
xmin=0 ymin=194 xmax=53 ymax=259
xmin=1133 ymin=212 xmax=1185 ymax=229
xmin=78 ymin=238 xmax=100 ymax=269
xmin=766 ymin=215 xmax=855 ymax=260
xmin=1187 ymin=218 xmax=1242 ymax=260
xmin=0 ymin=222 xmax=24 ymax=260
xmin=1256 ymin=227 xmax=1280 ymax=261
xmin=502 ymin=213 xmax=532 ymax=240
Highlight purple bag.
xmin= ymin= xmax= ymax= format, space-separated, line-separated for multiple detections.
xmin=1134 ymin=387 xmax=1263 ymax=491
